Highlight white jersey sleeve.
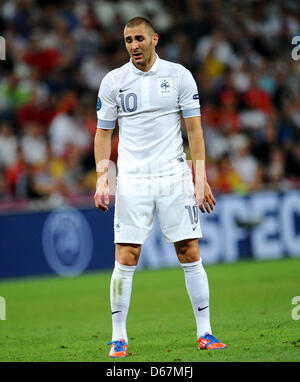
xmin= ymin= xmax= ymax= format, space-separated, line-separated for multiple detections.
xmin=96 ymin=73 xmax=117 ymax=129
xmin=178 ymin=66 xmax=201 ymax=118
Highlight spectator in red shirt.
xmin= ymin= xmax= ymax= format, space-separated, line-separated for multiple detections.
xmin=23 ymin=37 xmax=61 ymax=77
xmin=17 ymin=89 xmax=55 ymax=131
xmin=243 ymin=72 xmax=273 ymax=114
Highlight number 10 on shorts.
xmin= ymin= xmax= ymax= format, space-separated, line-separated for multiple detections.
xmin=185 ymin=205 xmax=199 ymax=226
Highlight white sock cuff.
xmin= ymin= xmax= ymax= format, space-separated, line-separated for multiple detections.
xmin=181 ymin=258 xmax=202 ymax=269
xmin=114 ymin=260 xmax=136 ymax=273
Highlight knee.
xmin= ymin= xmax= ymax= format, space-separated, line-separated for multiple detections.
xmin=116 ymin=243 xmax=141 ymax=266
xmin=175 ymin=239 xmax=200 ymax=264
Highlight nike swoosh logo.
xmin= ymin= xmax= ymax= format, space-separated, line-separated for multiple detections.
xmin=198 ymin=306 xmax=208 ymax=312
xmin=112 ymin=310 xmax=122 ymax=315
xmin=119 ymin=88 xmax=130 ymax=93
xmin=192 ymin=226 xmax=197 ymax=231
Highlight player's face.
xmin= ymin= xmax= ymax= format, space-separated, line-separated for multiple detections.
xmin=124 ymin=23 xmax=158 ymax=71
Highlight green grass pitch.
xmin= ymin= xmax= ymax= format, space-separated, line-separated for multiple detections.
xmin=0 ymin=258 xmax=299 ymax=362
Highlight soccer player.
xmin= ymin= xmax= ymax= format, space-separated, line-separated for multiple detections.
xmin=94 ymin=17 xmax=226 ymax=358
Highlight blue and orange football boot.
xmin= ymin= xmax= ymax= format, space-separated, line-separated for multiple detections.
xmin=198 ymin=333 xmax=226 ymax=350
xmin=107 ymin=339 xmax=128 ymax=358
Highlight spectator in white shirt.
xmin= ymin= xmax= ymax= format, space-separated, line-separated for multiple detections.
xmin=20 ymin=122 xmax=48 ymax=165
xmin=0 ymin=122 xmax=18 ymax=168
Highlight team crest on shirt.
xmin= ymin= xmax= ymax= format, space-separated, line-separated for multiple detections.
xmin=158 ymin=78 xmax=172 ymax=96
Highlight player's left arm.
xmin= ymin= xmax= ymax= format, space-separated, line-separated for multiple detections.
xmin=184 ymin=116 xmax=216 ymax=214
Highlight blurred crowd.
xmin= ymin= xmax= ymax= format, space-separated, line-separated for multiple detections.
xmin=0 ymin=0 xmax=300 ymax=208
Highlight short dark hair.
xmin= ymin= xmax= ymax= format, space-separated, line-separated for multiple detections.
xmin=124 ymin=16 xmax=156 ymax=35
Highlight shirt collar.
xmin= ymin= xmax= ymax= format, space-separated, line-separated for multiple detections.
xmin=130 ymin=54 xmax=160 ymax=75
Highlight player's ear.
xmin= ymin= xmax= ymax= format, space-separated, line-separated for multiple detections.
xmin=153 ymin=33 xmax=159 ymax=47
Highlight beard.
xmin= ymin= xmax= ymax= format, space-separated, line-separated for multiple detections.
xmin=132 ymin=45 xmax=154 ymax=68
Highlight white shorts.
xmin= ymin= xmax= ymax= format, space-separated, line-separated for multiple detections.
xmin=114 ymin=170 xmax=202 ymax=244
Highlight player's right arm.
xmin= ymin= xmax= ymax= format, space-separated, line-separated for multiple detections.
xmin=94 ymin=128 xmax=113 ymax=212
xmin=94 ymin=72 xmax=117 ymax=212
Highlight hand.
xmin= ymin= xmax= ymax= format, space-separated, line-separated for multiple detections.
xmin=94 ymin=177 xmax=109 ymax=212
xmin=196 ymin=181 xmax=216 ymax=214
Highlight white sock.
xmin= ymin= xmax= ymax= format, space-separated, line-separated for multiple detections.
xmin=181 ymin=259 xmax=212 ymax=339
xmin=110 ymin=260 xmax=136 ymax=343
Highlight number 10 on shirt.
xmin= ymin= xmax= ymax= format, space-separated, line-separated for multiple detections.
xmin=119 ymin=93 xmax=138 ymax=112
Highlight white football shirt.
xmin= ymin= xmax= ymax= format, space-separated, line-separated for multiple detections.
xmin=96 ymin=55 xmax=200 ymax=177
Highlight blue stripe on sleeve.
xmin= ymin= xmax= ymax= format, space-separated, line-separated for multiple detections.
xmin=97 ymin=119 xmax=115 ymax=129
xmin=182 ymin=108 xmax=201 ymax=118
